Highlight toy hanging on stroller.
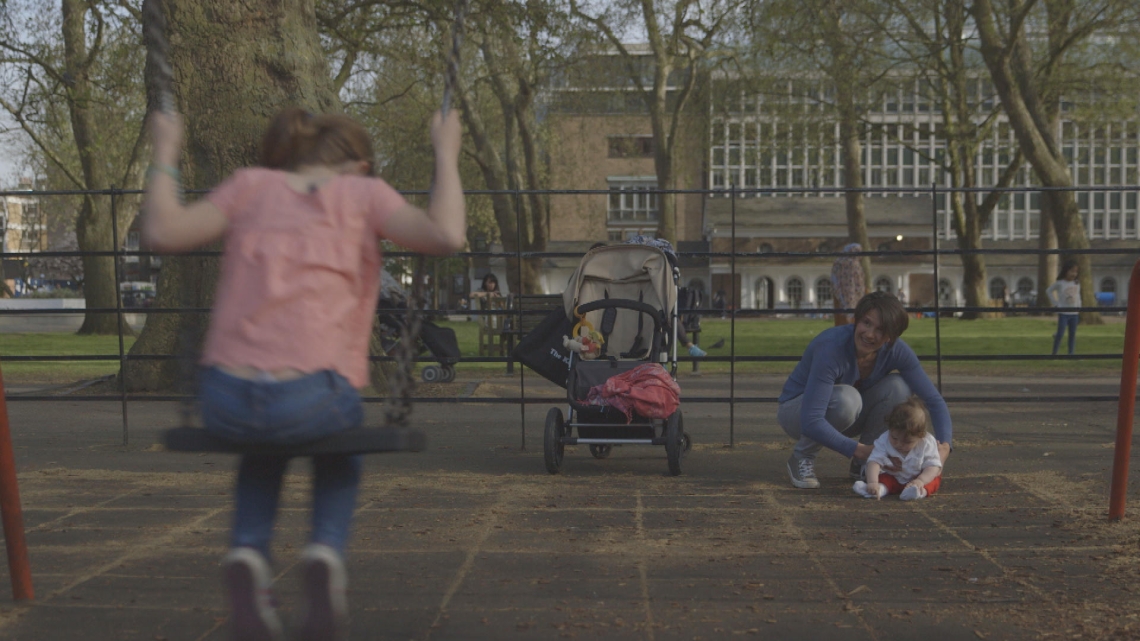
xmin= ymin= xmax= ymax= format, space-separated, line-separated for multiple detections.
xmin=541 ymin=243 xmax=691 ymax=475
xmin=376 ymin=271 xmax=461 ymax=383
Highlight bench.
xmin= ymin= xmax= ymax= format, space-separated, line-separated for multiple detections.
xmin=475 ymin=295 xmax=509 ymax=357
xmin=501 ymin=293 xmax=565 ymax=373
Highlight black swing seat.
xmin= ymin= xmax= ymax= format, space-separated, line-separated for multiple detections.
xmin=161 ymin=426 xmax=426 ymax=457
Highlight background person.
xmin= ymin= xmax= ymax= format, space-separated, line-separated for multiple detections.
xmin=470 ymin=272 xmax=502 ymax=299
xmin=853 ymin=396 xmax=943 ymax=500
xmin=776 ymin=291 xmax=953 ymax=490
xmin=144 ymin=105 xmax=465 ymax=641
xmin=1047 ymin=260 xmax=1081 ymax=356
xmin=831 ymin=243 xmax=866 ymax=326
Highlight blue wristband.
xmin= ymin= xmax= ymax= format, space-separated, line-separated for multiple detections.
xmin=148 ymin=163 xmax=181 ymax=181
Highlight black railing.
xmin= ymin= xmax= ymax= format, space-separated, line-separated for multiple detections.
xmin=1 ymin=183 xmax=1136 ymax=446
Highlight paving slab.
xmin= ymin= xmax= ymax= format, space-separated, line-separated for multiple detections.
xmin=0 ymin=373 xmax=1138 ymax=640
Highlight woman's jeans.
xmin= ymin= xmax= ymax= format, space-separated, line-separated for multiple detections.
xmin=777 ymin=374 xmax=912 ymax=460
xmin=1053 ymin=313 xmax=1079 ymax=355
xmin=198 ymin=367 xmax=363 ymax=559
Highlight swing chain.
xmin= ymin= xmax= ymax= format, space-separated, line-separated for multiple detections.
xmin=383 ymin=257 xmax=427 ymax=427
xmin=142 ymin=0 xmax=175 ymax=114
xmin=385 ymin=0 xmax=471 ymax=426
xmin=441 ymin=0 xmax=470 ymax=116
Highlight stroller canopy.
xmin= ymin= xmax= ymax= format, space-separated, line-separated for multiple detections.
xmin=562 ymin=244 xmax=678 ymax=360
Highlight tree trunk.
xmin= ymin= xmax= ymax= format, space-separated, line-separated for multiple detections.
xmin=61 ymin=0 xmax=128 ymax=335
xmin=838 ymin=101 xmax=871 ymax=291
xmin=125 ymin=0 xmax=338 ymax=391
xmin=1036 ymin=191 xmax=1058 ymax=309
xmin=970 ymin=0 xmax=1100 ymax=324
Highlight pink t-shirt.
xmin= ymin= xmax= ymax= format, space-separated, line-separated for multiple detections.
xmin=201 ymin=168 xmax=407 ymax=388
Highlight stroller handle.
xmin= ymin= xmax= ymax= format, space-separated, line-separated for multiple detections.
xmin=575 ymin=298 xmax=668 ymax=331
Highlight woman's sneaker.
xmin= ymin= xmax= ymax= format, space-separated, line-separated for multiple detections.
xmin=222 ymin=547 xmax=284 ymax=641
xmin=900 ymin=486 xmax=928 ymax=501
xmin=298 ymin=543 xmax=348 ymax=641
xmin=786 ymin=453 xmax=820 ymax=489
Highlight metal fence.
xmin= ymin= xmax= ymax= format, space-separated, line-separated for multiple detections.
xmin=1 ymin=184 xmax=1137 ymax=445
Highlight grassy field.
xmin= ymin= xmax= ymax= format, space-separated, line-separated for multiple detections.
xmin=451 ymin=315 xmax=1130 ymax=377
xmin=0 ymin=315 xmax=1128 ymax=385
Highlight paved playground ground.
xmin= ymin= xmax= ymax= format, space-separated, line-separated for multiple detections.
xmin=0 ymin=373 xmax=1138 ymax=640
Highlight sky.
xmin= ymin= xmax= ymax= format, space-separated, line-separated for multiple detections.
xmin=1 ymin=111 xmax=30 ymax=187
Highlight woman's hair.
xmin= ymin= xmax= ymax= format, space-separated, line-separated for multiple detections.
xmin=1057 ymin=259 xmax=1079 ymax=281
xmin=886 ymin=395 xmax=930 ymax=440
xmin=260 ymin=107 xmax=374 ymax=174
xmin=853 ymin=291 xmax=909 ymax=340
xmin=480 ymin=273 xmax=498 ymax=291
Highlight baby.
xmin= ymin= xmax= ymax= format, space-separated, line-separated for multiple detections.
xmin=853 ymin=395 xmax=943 ymax=500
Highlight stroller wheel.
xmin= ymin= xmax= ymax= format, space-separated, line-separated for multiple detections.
xmin=589 ymin=444 xmax=613 ymax=459
xmin=543 ymin=408 xmax=566 ymax=474
xmin=681 ymin=432 xmax=693 ymax=455
xmin=665 ymin=411 xmax=683 ymax=476
xmin=421 ymin=365 xmax=442 ymax=383
xmin=440 ymin=365 xmax=456 ymax=383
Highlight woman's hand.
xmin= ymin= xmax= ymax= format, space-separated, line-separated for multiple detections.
xmin=938 ymin=442 xmax=951 ymax=467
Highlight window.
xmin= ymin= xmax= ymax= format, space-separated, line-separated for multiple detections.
xmin=1101 ymin=277 xmax=1117 ymax=293
xmin=608 ymin=135 xmax=655 ymax=158
xmin=607 ymin=179 xmax=659 ymax=226
xmin=815 ymin=277 xmax=833 ymax=305
xmin=786 ymin=277 xmax=804 ymax=306
xmin=989 ymin=277 xmax=1007 ymax=301
xmin=1016 ymin=277 xmax=1034 ymax=296
xmin=874 ymin=277 xmax=893 ymax=294
xmin=758 ymin=242 xmax=773 ymax=253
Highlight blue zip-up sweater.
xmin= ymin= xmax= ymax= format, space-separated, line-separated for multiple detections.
xmin=778 ymin=324 xmax=952 ymax=457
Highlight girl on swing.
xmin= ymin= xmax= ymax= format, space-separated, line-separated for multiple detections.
xmin=144 ymin=107 xmax=466 ymax=641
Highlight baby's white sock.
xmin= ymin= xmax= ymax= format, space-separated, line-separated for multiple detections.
xmin=852 ymin=481 xmax=887 ymax=498
xmin=900 ymin=486 xmax=928 ymax=501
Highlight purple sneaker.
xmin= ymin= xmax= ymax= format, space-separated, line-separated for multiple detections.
xmin=222 ymin=547 xmax=284 ymax=641
xmin=298 ymin=544 xmax=348 ymax=641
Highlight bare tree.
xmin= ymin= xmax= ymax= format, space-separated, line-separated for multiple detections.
xmin=969 ymin=0 xmax=1138 ymax=324
xmin=751 ymin=0 xmax=894 ymax=291
xmin=0 ymin=0 xmax=148 ymax=333
xmin=882 ymin=0 xmax=1025 ymax=318
xmin=571 ymin=0 xmax=741 ymax=245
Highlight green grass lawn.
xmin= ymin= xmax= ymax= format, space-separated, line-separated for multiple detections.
xmin=0 ymin=334 xmax=138 ymax=385
xmin=441 ymin=315 xmax=1129 ymax=377
xmin=0 ymin=315 xmax=1128 ymax=385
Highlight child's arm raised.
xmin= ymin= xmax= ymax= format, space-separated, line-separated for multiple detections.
xmin=379 ymin=110 xmax=466 ymax=255
xmin=142 ymin=111 xmax=229 ymax=252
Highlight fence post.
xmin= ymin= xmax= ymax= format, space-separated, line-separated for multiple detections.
xmin=0 ymin=358 xmax=34 ymax=600
xmin=1108 ymin=259 xmax=1140 ymax=521
xmin=111 ymin=186 xmax=129 ymax=445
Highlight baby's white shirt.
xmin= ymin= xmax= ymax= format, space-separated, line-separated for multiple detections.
xmin=867 ymin=432 xmax=942 ymax=484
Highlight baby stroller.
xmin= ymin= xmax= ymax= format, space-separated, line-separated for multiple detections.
xmin=543 ymin=243 xmax=691 ymax=476
xmin=376 ymin=271 xmax=461 ymax=383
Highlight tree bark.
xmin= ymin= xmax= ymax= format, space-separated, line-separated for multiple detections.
xmin=837 ymin=100 xmax=871 ymax=292
xmin=125 ymin=0 xmax=338 ymax=391
xmin=61 ymin=0 xmax=134 ymax=335
xmin=970 ymin=0 xmax=1100 ymax=324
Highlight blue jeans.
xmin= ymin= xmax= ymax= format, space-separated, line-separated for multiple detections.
xmin=777 ymin=374 xmax=912 ymax=460
xmin=1053 ymin=314 xmax=1079 ymax=355
xmin=198 ymin=367 xmax=364 ymax=558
